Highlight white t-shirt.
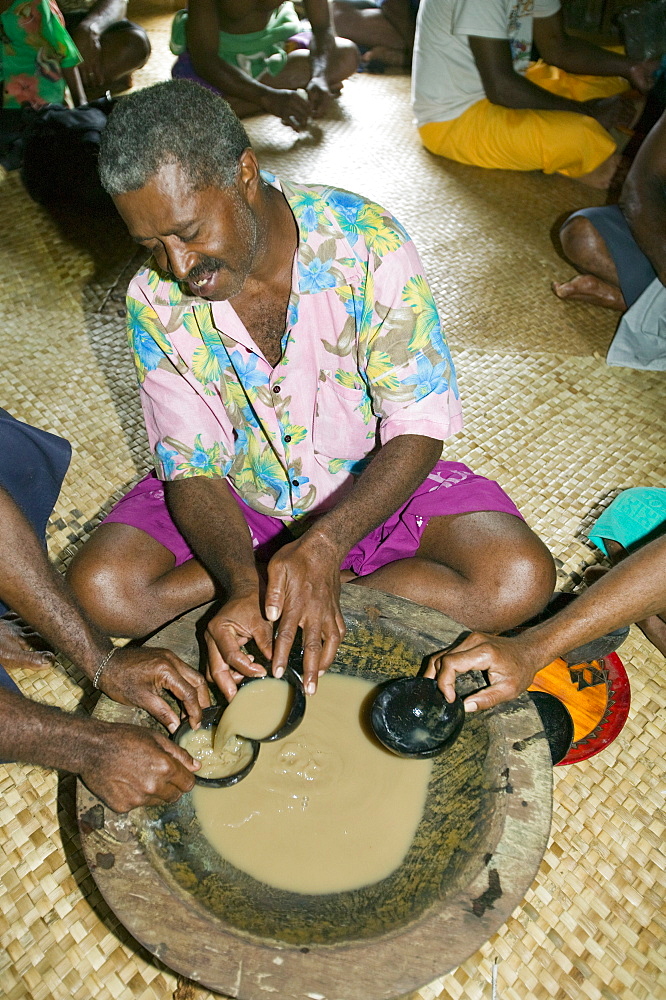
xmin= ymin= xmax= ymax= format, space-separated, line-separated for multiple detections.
xmin=412 ymin=0 xmax=561 ymax=127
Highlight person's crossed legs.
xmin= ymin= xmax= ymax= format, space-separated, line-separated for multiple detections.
xmin=67 ymin=465 xmax=555 ymax=641
xmin=553 ymin=205 xmax=658 ymax=311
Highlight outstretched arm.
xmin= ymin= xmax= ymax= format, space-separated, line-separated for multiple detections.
xmin=621 ymin=111 xmax=666 ymax=284
xmin=426 ymin=534 xmax=666 ymax=710
xmin=185 ymin=0 xmax=311 ymax=129
xmin=0 ymin=684 xmax=199 ymax=812
xmin=0 ymin=485 xmax=208 ymax=731
xmin=469 ymin=33 xmax=637 ymax=131
xmin=303 ymin=0 xmax=337 ymax=114
xmin=266 ymin=434 xmax=443 ymax=692
xmin=533 ymin=11 xmax=658 ymax=92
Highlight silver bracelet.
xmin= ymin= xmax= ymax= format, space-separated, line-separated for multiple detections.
xmin=92 ymin=647 xmax=117 ymax=690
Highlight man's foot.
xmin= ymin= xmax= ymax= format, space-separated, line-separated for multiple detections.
xmin=552 ymin=274 xmax=627 ymax=311
xmin=0 ymin=613 xmax=55 ymax=669
xmin=574 ymin=152 xmax=622 ymax=190
xmin=361 ymin=45 xmax=406 ymax=69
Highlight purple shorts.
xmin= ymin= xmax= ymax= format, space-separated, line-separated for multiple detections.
xmin=171 ymin=31 xmax=312 ymax=95
xmin=102 ymin=461 xmax=523 ymax=576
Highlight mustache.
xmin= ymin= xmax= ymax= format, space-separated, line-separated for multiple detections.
xmin=161 ymin=255 xmax=226 ymax=283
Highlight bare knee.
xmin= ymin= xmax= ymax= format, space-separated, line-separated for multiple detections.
xmin=481 ymin=537 xmax=556 ymax=632
xmin=330 ymin=36 xmax=360 ymax=81
xmin=67 ymin=549 xmax=144 ymax=638
xmin=67 ymin=525 xmax=174 ymax=638
xmin=559 ymin=215 xmax=606 ymax=273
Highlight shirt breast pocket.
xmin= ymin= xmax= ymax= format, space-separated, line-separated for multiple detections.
xmin=313 ymin=373 xmax=373 ymax=462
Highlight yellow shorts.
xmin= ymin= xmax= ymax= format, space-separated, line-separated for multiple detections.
xmin=418 ymin=61 xmax=629 ymax=178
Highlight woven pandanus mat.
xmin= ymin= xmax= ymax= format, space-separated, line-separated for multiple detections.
xmin=0 ymin=5 xmax=665 ymax=997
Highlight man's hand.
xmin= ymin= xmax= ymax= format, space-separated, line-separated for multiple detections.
xmin=79 ymin=723 xmax=200 ymax=813
xmin=425 ymin=632 xmax=539 ymax=712
xmin=72 ymin=23 xmax=105 ymax=91
xmin=205 ymin=592 xmax=273 ymax=701
xmin=98 ymin=646 xmax=210 ymax=734
xmin=583 ymin=94 xmax=639 ymax=131
xmin=306 ymin=76 xmax=333 ymax=118
xmin=626 ymin=58 xmax=659 ymax=95
xmin=265 ymin=533 xmax=346 ymax=695
xmin=261 ymin=88 xmax=311 ymax=131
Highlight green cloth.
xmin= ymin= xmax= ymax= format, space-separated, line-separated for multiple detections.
xmin=1 ymin=0 xmax=81 ymax=109
xmin=588 ymin=487 xmax=666 ymax=557
xmin=170 ymin=0 xmax=302 ymax=79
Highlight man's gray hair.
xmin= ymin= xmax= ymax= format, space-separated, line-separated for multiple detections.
xmin=99 ymin=80 xmax=252 ymax=195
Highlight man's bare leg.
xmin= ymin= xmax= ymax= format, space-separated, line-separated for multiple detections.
xmin=225 ymin=41 xmax=359 ymax=118
xmin=553 ymin=213 xmax=627 ymax=310
xmin=350 ymin=511 xmax=556 ymax=633
xmin=66 ymin=523 xmax=219 ymax=638
xmin=331 ymin=3 xmax=406 ymax=67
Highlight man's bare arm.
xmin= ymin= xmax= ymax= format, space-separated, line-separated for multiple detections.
xmin=185 ymin=0 xmax=310 ymax=126
xmin=0 ymin=485 xmax=209 ymax=731
xmin=621 ymin=111 xmax=666 ymax=284
xmin=533 ymin=11 xmax=657 ymax=92
xmin=0 ymin=685 xmax=199 ymax=812
xmin=166 ymin=476 xmax=274 ymax=697
xmin=426 ymin=534 xmax=666 ymax=710
xmin=468 ymin=35 xmax=636 ymax=131
xmin=266 ymin=434 xmax=443 ymax=686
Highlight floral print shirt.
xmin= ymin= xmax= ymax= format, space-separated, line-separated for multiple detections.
xmin=126 ymin=174 xmax=463 ymax=525
xmin=1 ymin=0 xmax=80 ymax=109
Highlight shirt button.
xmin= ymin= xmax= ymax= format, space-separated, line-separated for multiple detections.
xmin=272 ymin=385 xmax=281 ymax=394
xmin=292 ymin=479 xmax=299 ymax=487
xmin=284 ymin=434 xmax=292 ymax=443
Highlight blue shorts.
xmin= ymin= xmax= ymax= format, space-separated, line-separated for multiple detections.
xmin=565 ymin=205 xmax=657 ymax=308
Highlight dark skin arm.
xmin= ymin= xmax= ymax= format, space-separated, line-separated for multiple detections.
xmin=620 ymin=111 xmax=666 ymax=284
xmin=469 ymin=12 xmax=657 ymax=130
xmin=64 ymin=0 xmax=127 ymax=90
xmin=168 ymin=435 xmax=442 ymax=699
xmin=302 ymin=0 xmax=337 ymax=116
xmin=185 ymin=0 xmax=311 ymax=129
xmin=0 ymin=685 xmax=199 ymax=813
xmin=426 ymin=534 xmax=666 ymax=711
xmin=0 ymin=485 xmax=209 ymax=733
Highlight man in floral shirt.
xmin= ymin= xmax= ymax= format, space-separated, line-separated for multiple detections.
xmin=70 ymin=80 xmax=555 ymax=700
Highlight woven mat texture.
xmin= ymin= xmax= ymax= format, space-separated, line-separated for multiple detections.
xmin=0 ymin=4 xmax=664 ymax=998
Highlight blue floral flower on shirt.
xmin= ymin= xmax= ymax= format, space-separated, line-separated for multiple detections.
xmin=288 ymin=468 xmax=310 ymax=498
xmin=298 ymin=258 xmax=337 ymax=294
xmin=127 ymin=298 xmax=172 ymax=381
xmin=329 ymin=190 xmax=364 ymax=228
xmin=401 ymin=353 xmax=453 ymax=400
xmin=156 ymin=441 xmax=179 ymax=478
xmin=230 ymin=350 xmax=270 ymax=390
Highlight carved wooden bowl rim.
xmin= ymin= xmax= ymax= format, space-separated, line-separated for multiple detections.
xmin=77 ymin=587 xmax=553 ymax=1000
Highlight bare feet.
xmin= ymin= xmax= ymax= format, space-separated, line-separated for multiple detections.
xmin=0 ymin=614 xmax=55 ymax=669
xmin=575 ymin=152 xmax=622 ymax=190
xmin=636 ymin=614 xmax=666 ymax=657
xmin=361 ymin=45 xmax=406 ymax=69
xmin=552 ymin=274 xmax=627 ymax=311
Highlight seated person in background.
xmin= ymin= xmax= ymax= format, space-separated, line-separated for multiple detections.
xmin=0 ymin=408 xmax=208 ymax=813
xmin=56 ymin=0 xmax=150 ymax=99
xmin=1 ymin=0 xmax=86 ymax=108
xmin=412 ymin=0 xmax=659 ymax=189
xmin=553 ymin=109 xmax=665 ymax=310
xmin=170 ymin=0 xmax=358 ymax=132
xmin=68 ymin=80 xmax=556 ymax=705
xmin=331 ymin=0 xmax=419 ymax=72
xmin=427 ymin=487 xmax=666 ymax=711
